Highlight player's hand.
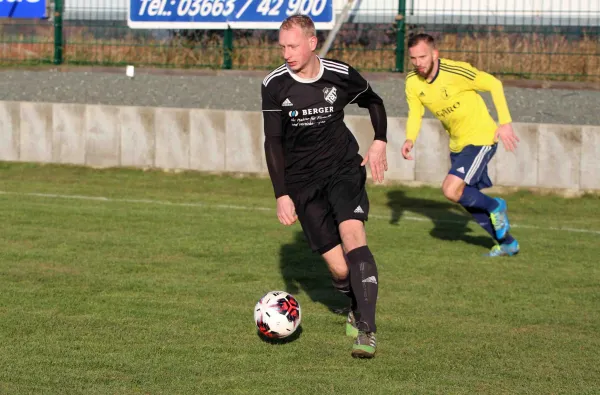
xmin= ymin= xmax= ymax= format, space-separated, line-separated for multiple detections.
xmin=401 ymin=139 xmax=414 ymax=160
xmin=495 ymin=123 xmax=520 ymax=152
xmin=276 ymin=195 xmax=297 ymax=226
xmin=361 ymin=140 xmax=388 ymax=183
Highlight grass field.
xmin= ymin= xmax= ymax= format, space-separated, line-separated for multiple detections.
xmin=1 ymin=162 xmax=599 ymax=394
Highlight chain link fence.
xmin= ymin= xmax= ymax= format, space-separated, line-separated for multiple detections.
xmin=0 ymin=0 xmax=598 ymax=81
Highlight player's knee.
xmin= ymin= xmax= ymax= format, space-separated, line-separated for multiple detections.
xmin=443 ymin=174 xmax=466 ymax=203
xmin=320 ymin=243 xmax=349 ymax=279
xmin=442 ymin=183 xmax=462 ymax=203
xmin=339 ymin=220 xmax=366 ymax=251
xmin=329 ymin=264 xmax=349 ymax=280
xmin=342 ymin=238 xmax=364 ymax=252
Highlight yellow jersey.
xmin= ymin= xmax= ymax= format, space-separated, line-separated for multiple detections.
xmin=405 ymin=58 xmax=512 ymax=153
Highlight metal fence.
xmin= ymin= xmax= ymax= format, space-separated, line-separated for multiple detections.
xmin=1 ymin=0 xmax=599 ymax=81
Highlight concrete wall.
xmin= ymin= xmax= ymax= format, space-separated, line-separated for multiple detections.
xmin=1 ymin=100 xmax=599 ymax=192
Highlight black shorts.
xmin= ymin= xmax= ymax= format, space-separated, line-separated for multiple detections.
xmin=289 ymin=164 xmax=369 ymax=254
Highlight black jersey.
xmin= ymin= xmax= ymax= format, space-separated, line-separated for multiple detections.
xmin=261 ymin=57 xmax=386 ymax=197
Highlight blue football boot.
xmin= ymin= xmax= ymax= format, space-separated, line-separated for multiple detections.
xmin=490 ymin=197 xmax=511 ymax=240
xmin=486 ymin=239 xmax=520 ymax=257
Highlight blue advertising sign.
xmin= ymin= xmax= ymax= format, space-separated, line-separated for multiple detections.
xmin=128 ymin=0 xmax=335 ymax=30
xmin=0 ymin=0 xmax=46 ymax=18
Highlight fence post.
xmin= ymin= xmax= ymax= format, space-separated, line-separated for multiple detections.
xmin=53 ymin=0 xmax=64 ymax=65
xmin=395 ymin=0 xmax=406 ymax=72
xmin=223 ymin=27 xmax=233 ymax=69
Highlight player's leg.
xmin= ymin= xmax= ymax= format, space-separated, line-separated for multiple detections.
xmin=465 ymin=206 xmax=519 ymax=255
xmin=328 ymin=164 xmax=378 ymax=358
xmin=338 ymin=220 xmax=376 ymax=335
xmin=322 ymin=246 xmax=359 ymax=337
xmin=443 ymin=174 xmax=518 ymax=253
xmin=462 ymin=152 xmax=519 ymax=256
xmin=444 ymin=144 xmax=513 ymax=242
xmin=291 ymin=185 xmax=358 ymax=320
xmin=339 ymin=219 xmax=378 ymax=358
xmin=463 ymin=145 xmax=517 ymax=251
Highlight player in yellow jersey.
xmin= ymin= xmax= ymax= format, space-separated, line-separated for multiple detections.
xmin=401 ymin=33 xmax=520 ymax=257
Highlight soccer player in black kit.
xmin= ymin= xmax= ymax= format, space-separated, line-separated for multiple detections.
xmin=261 ymin=14 xmax=388 ymax=358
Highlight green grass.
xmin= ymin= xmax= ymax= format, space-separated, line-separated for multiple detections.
xmin=0 ymin=162 xmax=599 ymax=394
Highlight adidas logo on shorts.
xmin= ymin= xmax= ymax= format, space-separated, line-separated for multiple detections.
xmin=354 ymin=205 xmax=364 ymax=214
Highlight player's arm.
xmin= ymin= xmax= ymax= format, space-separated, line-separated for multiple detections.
xmin=347 ymin=66 xmax=387 ymax=143
xmin=346 ymin=66 xmax=388 ymax=182
xmin=464 ymin=63 xmax=519 ymax=151
xmin=261 ymin=83 xmax=297 ymax=225
xmin=261 ymin=84 xmax=286 ymax=198
xmin=403 ymin=80 xmax=424 ymax=160
xmin=467 ymin=65 xmax=512 ymax=125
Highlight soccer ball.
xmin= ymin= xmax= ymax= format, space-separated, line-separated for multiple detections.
xmin=254 ymin=291 xmax=301 ymax=339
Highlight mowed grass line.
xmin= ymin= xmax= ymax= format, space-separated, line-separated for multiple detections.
xmin=0 ymin=163 xmax=599 ymax=394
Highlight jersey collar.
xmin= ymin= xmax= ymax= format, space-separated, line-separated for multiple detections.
xmin=427 ymin=59 xmax=441 ymax=84
xmin=286 ymin=56 xmax=324 ymax=84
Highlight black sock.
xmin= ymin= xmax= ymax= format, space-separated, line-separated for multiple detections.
xmin=346 ymin=246 xmax=378 ymax=333
xmin=332 ymin=276 xmax=358 ymax=313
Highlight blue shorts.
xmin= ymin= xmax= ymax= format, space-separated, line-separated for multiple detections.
xmin=449 ymin=144 xmax=497 ymax=190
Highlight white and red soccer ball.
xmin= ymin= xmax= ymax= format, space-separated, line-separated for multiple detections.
xmin=254 ymin=291 xmax=301 ymax=339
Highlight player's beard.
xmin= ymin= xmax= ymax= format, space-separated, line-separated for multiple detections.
xmin=416 ymin=61 xmax=434 ymax=78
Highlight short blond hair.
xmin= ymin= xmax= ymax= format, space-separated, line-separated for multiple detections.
xmin=280 ymin=14 xmax=316 ymax=37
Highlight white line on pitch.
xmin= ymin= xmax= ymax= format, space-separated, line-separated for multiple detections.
xmin=1 ymin=190 xmax=599 ymax=236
